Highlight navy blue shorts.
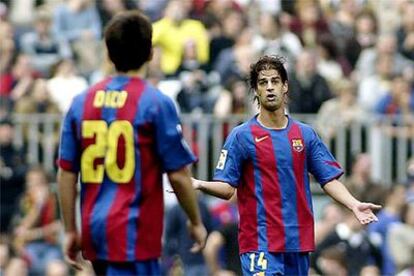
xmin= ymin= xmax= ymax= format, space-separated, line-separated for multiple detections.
xmin=91 ymin=259 xmax=160 ymax=276
xmin=240 ymin=251 xmax=309 ymax=275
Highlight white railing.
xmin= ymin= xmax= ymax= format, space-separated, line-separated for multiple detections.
xmin=10 ymin=114 xmax=413 ymax=185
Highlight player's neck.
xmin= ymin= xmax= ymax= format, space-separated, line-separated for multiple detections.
xmin=257 ymin=108 xmax=288 ymax=129
xmin=117 ymin=66 xmax=147 ymax=78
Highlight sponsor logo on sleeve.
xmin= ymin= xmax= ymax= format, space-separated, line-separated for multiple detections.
xmin=216 ymin=149 xmax=228 ymax=170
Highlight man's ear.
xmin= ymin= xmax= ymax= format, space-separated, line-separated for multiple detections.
xmin=149 ymin=47 xmax=154 ymax=61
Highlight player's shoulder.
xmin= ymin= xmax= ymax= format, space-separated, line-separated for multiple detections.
xmin=142 ymin=82 xmax=173 ymax=104
xmin=289 ymin=117 xmax=319 ymax=140
xmin=290 ymin=117 xmax=314 ymax=132
xmin=228 ymin=120 xmax=253 ymax=140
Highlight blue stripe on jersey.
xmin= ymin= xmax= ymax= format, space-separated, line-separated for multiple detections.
xmin=302 ymin=145 xmax=313 ymax=214
xmin=124 ymin=86 xmax=151 ymax=260
xmin=271 ymin=131 xmax=300 ymax=250
xmin=90 ymin=180 xmax=118 ymax=259
xmin=249 ymin=129 xmax=269 ymax=251
xmin=89 ymin=77 xmax=124 ymax=260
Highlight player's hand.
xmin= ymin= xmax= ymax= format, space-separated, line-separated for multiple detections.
xmin=63 ymin=231 xmax=82 ymax=271
xmin=187 ymin=221 xmax=207 ymax=253
xmin=351 ymin=202 xmax=382 ymax=225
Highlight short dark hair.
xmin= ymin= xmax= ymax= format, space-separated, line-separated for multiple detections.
xmin=249 ymin=55 xmax=288 ymax=90
xmin=104 ymin=11 xmax=152 ymax=72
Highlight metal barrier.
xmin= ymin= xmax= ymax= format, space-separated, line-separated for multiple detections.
xmin=10 ymin=113 xmax=413 ymax=185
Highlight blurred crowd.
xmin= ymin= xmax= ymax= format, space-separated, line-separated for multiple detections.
xmin=0 ymin=0 xmax=414 ymax=275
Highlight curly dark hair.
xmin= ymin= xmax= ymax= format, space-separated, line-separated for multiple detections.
xmin=248 ymin=55 xmax=288 ymax=90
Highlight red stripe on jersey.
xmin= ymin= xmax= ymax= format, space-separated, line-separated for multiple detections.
xmin=81 ymin=78 xmax=112 ymax=260
xmin=288 ymin=123 xmax=314 ymax=251
xmin=106 ymin=78 xmax=145 ymax=261
xmin=237 ymin=160 xmax=258 ymax=253
xmin=135 ymin=122 xmax=163 ymax=260
xmin=251 ymin=125 xmax=285 ymax=251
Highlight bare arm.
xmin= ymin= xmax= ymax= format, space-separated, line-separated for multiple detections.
xmin=193 ymin=179 xmax=236 ymax=200
xmin=57 ymin=168 xmax=82 ymax=270
xmin=57 ymin=169 xmax=78 ymax=232
xmin=323 ymin=179 xmax=381 ymax=224
xmin=168 ymin=166 xmax=207 ymax=252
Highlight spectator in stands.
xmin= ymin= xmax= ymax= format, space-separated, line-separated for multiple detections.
xmin=0 ymin=19 xmax=16 ymax=79
xmin=97 ymin=0 xmax=137 ymax=29
xmin=5 ymin=0 xmax=42 ymax=36
xmin=376 ymin=75 xmax=414 ymax=115
xmin=358 ymin=54 xmax=394 ymax=112
xmin=315 ymin=79 xmax=364 ymax=140
xmin=15 ymin=78 xmax=61 ymax=116
xmin=252 ymin=12 xmax=302 ymax=70
xmin=288 ymin=49 xmax=332 ymax=113
xmin=12 ymin=166 xmax=63 ymax=276
xmin=312 ymin=206 xmax=382 ymax=275
xmin=375 ymin=74 xmax=414 ymax=137
xmin=388 ymin=202 xmax=414 ymax=274
xmin=0 ymin=118 xmax=27 ymax=235
xmin=153 ymin=0 xmax=209 ymax=76
xmin=164 ymin=195 xmax=213 ymax=275
xmin=14 ymin=78 xmax=61 ymax=164
xmin=20 ymin=8 xmax=72 ymax=78
xmin=208 ymin=9 xmax=246 ymax=71
xmin=46 ymin=59 xmax=88 ymax=113
xmin=314 ymin=202 xmax=344 ymax=245
xmin=345 ymin=153 xmax=385 ymax=204
xmin=0 ymin=19 xmax=17 ymax=114
xmin=289 ymin=0 xmax=330 ymax=48
xmin=214 ymin=27 xmax=257 ymax=85
xmin=396 ymin=1 xmax=414 ymax=61
xmin=52 ymin=0 xmax=102 ymax=77
xmin=344 ymin=10 xmax=378 ymax=68
xmin=316 ymin=34 xmax=352 ymax=86
xmin=315 ymin=246 xmax=347 ymax=276
xmin=52 ymin=0 xmax=101 ymax=44
xmin=355 ymin=33 xmax=414 ymax=81
xmin=328 ymin=0 xmax=361 ymax=56
xmin=1 ymin=54 xmax=39 ymax=111
xmin=368 ymin=184 xmax=407 ymax=275
xmin=214 ymin=77 xmax=255 ymax=118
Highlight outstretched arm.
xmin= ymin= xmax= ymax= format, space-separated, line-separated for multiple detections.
xmin=323 ymin=179 xmax=381 ymax=225
xmin=192 ymin=178 xmax=236 ymax=200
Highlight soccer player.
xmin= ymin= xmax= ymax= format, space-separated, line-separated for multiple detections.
xmin=57 ymin=11 xmax=206 ymax=275
xmin=193 ymin=55 xmax=381 ymax=275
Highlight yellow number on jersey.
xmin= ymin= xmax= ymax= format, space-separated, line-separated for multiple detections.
xmin=81 ymin=120 xmax=135 ymax=184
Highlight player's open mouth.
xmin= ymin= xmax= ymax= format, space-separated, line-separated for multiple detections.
xmin=267 ymin=95 xmax=276 ymax=101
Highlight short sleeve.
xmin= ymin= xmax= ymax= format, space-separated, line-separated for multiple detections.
xmin=213 ymin=129 xmax=246 ymax=187
xmin=307 ymin=129 xmax=343 ymax=186
xmin=154 ymin=95 xmax=196 ymax=172
xmin=57 ymin=103 xmax=80 ymax=172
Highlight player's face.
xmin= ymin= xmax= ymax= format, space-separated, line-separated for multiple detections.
xmin=256 ymin=69 xmax=288 ymax=112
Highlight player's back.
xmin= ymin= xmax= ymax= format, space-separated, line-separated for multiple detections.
xmin=59 ymin=75 xmax=196 ymax=262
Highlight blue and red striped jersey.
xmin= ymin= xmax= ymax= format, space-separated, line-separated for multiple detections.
xmin=213 ymin=115 xmax=343 ymax=254
xmin=58 ymin=76 xmax=196 ymax=262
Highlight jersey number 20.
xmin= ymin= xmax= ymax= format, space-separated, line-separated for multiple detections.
xmin=81 ymin=120 xmax=135 ymax=183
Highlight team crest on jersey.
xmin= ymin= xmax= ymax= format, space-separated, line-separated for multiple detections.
xmin=291 ymin=139 xmax=304 ymax=152
xmin=216 ymin=149 xmax=228 ymax=170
